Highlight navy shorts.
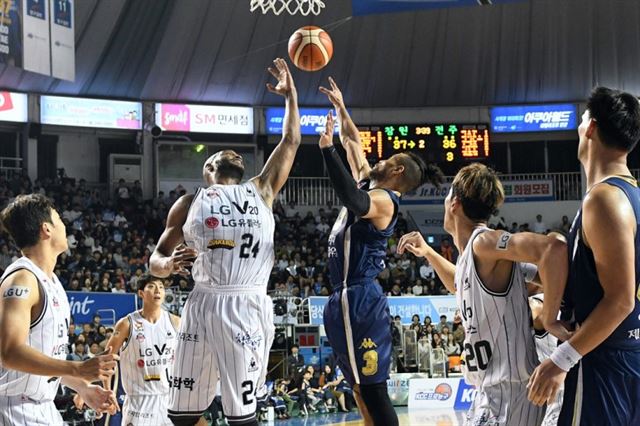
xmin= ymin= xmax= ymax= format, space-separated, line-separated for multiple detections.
xmin=323 ymin=282 xmax=392 ymax=386
xmin=559 ymin=346 xmax=640 ymax=426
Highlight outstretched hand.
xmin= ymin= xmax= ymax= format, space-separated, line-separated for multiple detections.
xmin=319 ymin=111 xmax=335 ymax=149
xmin=266 ymin=58 xmax=296 ymax=98
xmin=319 ymin=77 xmax=345 ymax=108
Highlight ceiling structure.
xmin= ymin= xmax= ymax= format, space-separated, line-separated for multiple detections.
xmin=0 ymin=0 xmax=639 ymax=108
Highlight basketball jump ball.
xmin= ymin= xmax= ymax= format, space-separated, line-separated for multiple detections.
xmin=288 ymin=26 xmax=333 ymax=72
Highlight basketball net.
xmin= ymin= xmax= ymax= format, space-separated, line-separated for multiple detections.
xmin=249 ymin=0 xmax=326 ymax=16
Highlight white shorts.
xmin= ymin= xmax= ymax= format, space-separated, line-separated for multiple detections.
xmin=0 ymin=396 xmax=63 ymax=426
xmin=168 ymin=286 xmax=274 ymax=424
xmin=122 ymin=394 xmax=172 ymax=426
xmin=464 ymin=381 xmax=545 ymax=426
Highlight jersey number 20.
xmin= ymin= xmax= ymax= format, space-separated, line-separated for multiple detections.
xmin=464 ymin=340 xmax=492 ymax=372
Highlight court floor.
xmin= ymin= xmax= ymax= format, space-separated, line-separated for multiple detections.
xmin=267 ymin=407 xmax=467 ymax=425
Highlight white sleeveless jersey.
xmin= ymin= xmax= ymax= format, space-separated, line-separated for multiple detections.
xmin=119 ymin=310 xmax=177 ymax=396
xmin=530 ymin=294 xmax=557 ymax=361
xmin=183 ymin=181 xmax=275 ymax=290
xmin=0 ymin=257 xmax=70 ymax=401
xmin=455 ymin=227 xmax=539 ymax=388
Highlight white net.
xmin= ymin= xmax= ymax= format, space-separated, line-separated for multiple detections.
xmin=250 ymin=0 xmax=326 ymax=16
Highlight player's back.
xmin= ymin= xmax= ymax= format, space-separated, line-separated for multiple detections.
xmin=0 ymin=257 xmax=70 ymax=401
xmin=183 ymin=181 xmax=275 ymax=291
xmin=327 ymin=184 xmax=399 ymax=287
xmin=119 ymin=310 xmax=177 ymax=396
xmin=455 ymin=227 xmax=539 ymax=388
xmin=566 ymin=176 xmax=640 ymax=350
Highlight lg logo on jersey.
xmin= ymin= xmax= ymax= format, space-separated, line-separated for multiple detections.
xmin=210 ymin=202 xmax=259 ymax=216
xmin=205 ymin=217 xmax=220 ymax=229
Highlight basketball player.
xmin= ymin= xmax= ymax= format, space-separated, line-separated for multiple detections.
xmin=318 ymin=78 xmax=444 ymax=426
xmin=0 ymin=194 xmax=119 ymax=424
xmin=528 ymin=292 xmax=563 ymax=426
xmin=528 ymin=87 xmax=640 ymax=426
xmin=102 ymin=275 xmax=179 ymax=425
xmin=397 ymin=163 xmax=568 ymax=425
xmin=149 ymin=58 xmax=300 ymax=426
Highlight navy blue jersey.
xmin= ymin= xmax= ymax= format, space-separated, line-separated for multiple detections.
xmin=565 ymin=176 xmax=640 ymax=350
xmin=327 ymin=181 xmax=400 ymax=288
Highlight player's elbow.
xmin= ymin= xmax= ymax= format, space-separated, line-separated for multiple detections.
xmin=281 ymin=132 xmax=301 ymax=146
xmin=0 ymin=341 xmax=18 ymax=369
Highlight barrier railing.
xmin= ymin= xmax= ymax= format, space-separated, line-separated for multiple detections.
xmin=278 ymin=171 xmax=583 ymax=206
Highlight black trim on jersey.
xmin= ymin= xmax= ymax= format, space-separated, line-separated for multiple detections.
xmin=472 ymin=256 xmax=515 ymax=298
xmin=248 ymin=179 xmax=273 ymax=212
xmin=167 ymin=409 xmax=206 ymax=416
xmin=535 ymin=330 xmax=550 ymax=338
xmin=119 ymin=314 xmax=133 ymax=352
xmin=168 ymin=312 xmax=180 ymax=333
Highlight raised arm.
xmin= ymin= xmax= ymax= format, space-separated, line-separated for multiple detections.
xmin=397 ymin=231 xmax=457 ymax=293
xmin=149 ymin=194 xmax=198 ymax=278
xmin=319 ymin=77 xmax=371 ymax=181
xmin=319 ymin=118 xmax=394 ymax=229
xmin=253 ymin=58 xmax=301 ymax=207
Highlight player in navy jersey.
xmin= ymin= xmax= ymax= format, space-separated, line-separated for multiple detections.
xmin=528 ymin=87 xmax=640 ymax=426
xmin=318 ymin=78 xmax=443 ymax=426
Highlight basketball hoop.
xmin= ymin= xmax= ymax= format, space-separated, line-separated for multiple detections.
xmin=250 ymin=0 xmax=326 ymax=16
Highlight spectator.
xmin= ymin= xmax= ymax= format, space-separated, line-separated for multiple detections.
xmin=560 ymin=215 xmax=571 ymax=235
xmin=412 ymin=279 xmax=423 ymax=296
xmin=67 ymin=342 xmax=87 ymax=361
xmin=532 ymin=214 xmax=546 ymax=234
xmin=436 ymin=315 xmax=451 ymax=332
xmin=419 ymin=259 xmax=435 ymax=280
xmin=287 ymin=344 xmax=305 ymax=373
xmin=440 ymin=238 xmax=454 ymax=262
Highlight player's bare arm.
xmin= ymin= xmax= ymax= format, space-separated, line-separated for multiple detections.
xmin=562 ymin=185 xmax=635 ymax=354
xmin=149 ymin=194 xmax=198 ymax=278
xmin=319 ymin=116 xmax=394 ymax=230
xmin=101 ymin=316 xmax=131 ymax=392
xmin=0 ymin=270 xmax=118 ymax=381
xmin=473 ymin=230 xmax=569 ymax=332
xmin=253 ymin=58 xmax=301 ymax=208
xmin=319 ymin=77 xmax=371 ymax=181
xmin=526 ymin=185 xmax=635 ymax=408
xmin=397 ymin=231 xmax=456 ymax=293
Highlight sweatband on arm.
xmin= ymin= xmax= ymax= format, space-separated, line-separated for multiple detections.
xmin=549 ymin=341 xmax=582 ymax=372
xmin=321 ymin=146 xmax=371 ymax=216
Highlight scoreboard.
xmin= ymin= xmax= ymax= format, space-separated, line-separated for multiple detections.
xmin=358 ymin=123 xmax=491 ymax=163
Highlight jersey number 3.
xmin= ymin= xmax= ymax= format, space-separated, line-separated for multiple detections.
xmin=239 ymin=234 xmax=260 ymax=259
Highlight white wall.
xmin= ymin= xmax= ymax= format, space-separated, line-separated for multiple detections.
xmin=55 ymin=132 xmax=100 ymax=182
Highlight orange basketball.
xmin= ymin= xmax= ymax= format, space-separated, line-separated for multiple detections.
xmin=288 ymin=26 xmax=333 ymax=72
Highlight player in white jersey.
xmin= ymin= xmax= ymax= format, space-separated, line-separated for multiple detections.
xmin=0 ymin=194 xmax=119 ymax=425
xmin=528 ymin=292 xmax=562 ymax=426
xmin=103 ymin=275 xmax=180 ymax=425
xmin=398 ymin=163 xmax=568 ymax=426
xmin=150 ymin=57 xmax=301 ymax=426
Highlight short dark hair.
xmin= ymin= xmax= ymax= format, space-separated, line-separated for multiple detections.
xmin=0 ymin=194 xmax=56 ymax=249
xmin=137 ymin=274 xmax=164 ymax=290
xmin=399 ymin=153 xmax=444 ymax=193
xmin=587 ymin=87 xmax=640 ymax=152
xmin=451 ymin=163 xmax=505 ymax=222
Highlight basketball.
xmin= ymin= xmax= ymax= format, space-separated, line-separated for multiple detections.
xmin=288 ymin=26 xmax=333 ymax=72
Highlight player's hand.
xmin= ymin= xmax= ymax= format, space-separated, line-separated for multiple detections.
xmin=77 ymin=384 xmax=119 ymax=415
xmin=397 ymin=231 xmax=429 ymax=258
xmin=527 ymin=358 xmax=566 ymax=407
xmin=76 ymin=346 xmax=119 ymax=382
xmin=166 ymin=243 xmax=198 ymax=276
xmin=319 ymin=77 xmax=345 ymax=109
xmin=266 ymin=58 xmax=296 ymax=98
xmin=319 ymin=111 xmax=335 ymax=148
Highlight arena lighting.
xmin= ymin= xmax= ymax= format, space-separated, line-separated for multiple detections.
xmin=194 ymin=144 xmax=206 ymax=153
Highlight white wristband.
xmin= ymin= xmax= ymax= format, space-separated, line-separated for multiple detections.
xmin=549 ymin=341 xmax=582 ymax=372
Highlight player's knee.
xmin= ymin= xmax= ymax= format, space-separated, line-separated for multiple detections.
xmin=168 ymin=412 xmax=203 ymax=426
xmin=359 ymin=382 xmax=399 ymax=426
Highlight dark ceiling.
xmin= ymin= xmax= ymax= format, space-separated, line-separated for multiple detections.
xmin=1 ymin=0 xmax=639 ymax=108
